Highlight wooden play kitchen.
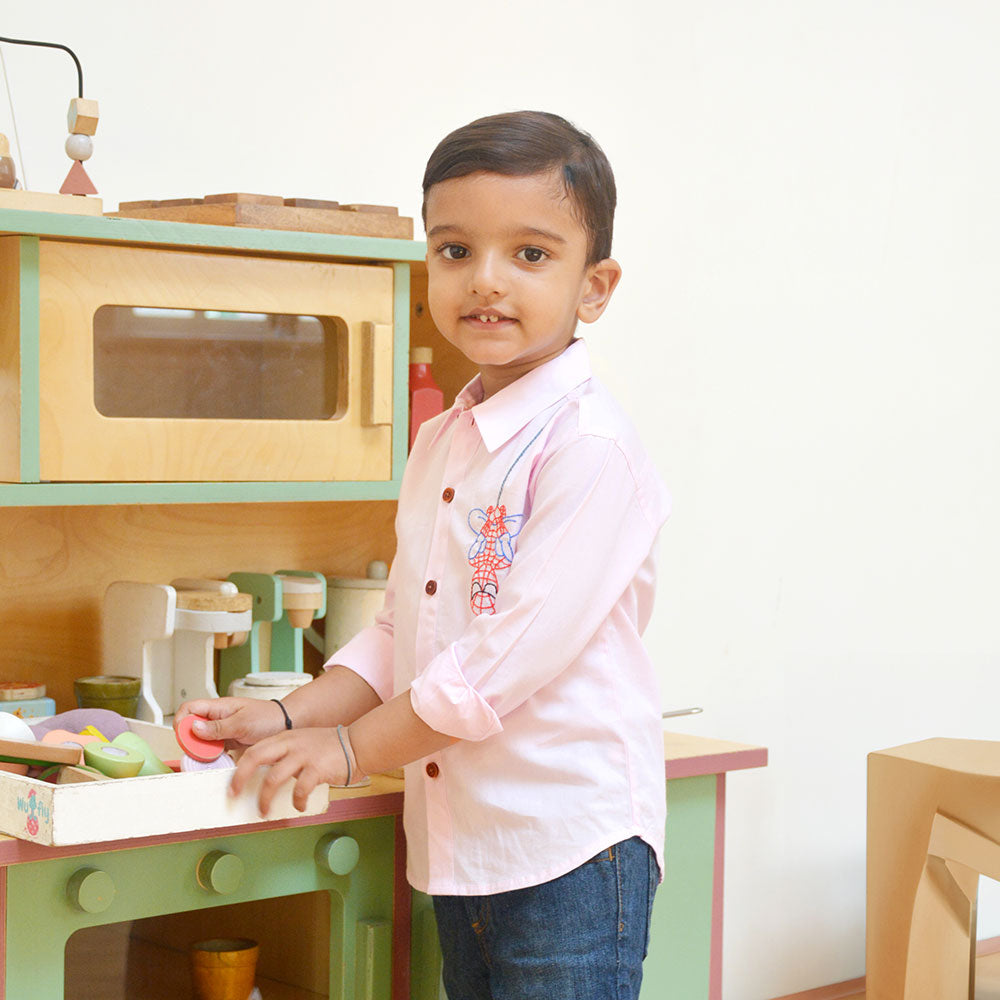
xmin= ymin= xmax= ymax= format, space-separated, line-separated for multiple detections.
xmin=0 ymin=202 xmax=765 ymax=999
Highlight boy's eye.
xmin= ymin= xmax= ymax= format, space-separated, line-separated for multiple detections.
xmin=516 ymin=246 xmax=547 ymax=263
xmin=439 ymin=244 xmax=469 ymax=260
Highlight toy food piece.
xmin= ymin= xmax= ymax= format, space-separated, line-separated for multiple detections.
xmin=0 ymin=738 xmax=81 ymax=768
xmin=80 ymin=725 xmax=110 ymax=742
xmin=0 ymin=681 xmax=46 ymax=701
xmin=181 ymin=753 xmax=235 ymax=772
xmin=0 ymin=715 xmax=38 ymax=774
xmin=112 ymin=732 xmax=172 ymax=776
xmin=83 ymin=742 xmax=143 ymax=778
xmin=174 ymin=715 xmax=224 ymax=763
xmin=57 ymin=764 xmax=107 ymax=784
xmin=30 ymin=709 xmax=130 ymax=740
xmin=41 ymin=729 xmax=101 ymax=750
xmin=0 ymin=713 xmax=36 ymax=742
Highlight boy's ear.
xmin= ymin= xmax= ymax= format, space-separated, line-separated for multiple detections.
xmin=577 ymin=258 xmax=623 ymax=324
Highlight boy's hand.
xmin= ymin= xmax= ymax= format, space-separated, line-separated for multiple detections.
xmin=229 ymin=727 xmax=364 ymax=816
xmin=175 ymin=697 xmax=288 ymax=749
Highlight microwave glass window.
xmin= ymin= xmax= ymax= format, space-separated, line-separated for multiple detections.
xmin=93 ymin=307 xmax=348 ymax=420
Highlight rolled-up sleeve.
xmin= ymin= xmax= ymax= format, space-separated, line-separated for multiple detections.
xmin=323 ymin=573 xmax=396 ymax=705
xmin=408 ymin=433 xmax=669 ymax=740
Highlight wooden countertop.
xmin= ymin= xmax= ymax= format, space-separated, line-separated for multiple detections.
xmin=663 ymin=732 xmax=768 ymax=780
xmin=0 ymin=737 xmax=767 ymax=865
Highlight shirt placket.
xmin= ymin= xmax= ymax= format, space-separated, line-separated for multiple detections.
xmin=416 ymin=408 xmax=482 ymax=890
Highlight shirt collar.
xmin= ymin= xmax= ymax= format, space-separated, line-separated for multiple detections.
xmin=450 ymin=339 xmax=592 ymax=453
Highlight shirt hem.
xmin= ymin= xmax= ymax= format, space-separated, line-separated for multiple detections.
xmin=410 ymin=823 xmax=665 ymax=896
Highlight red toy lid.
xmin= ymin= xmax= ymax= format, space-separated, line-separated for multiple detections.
xmin=173 ymin=715 xmax=224 ymax=763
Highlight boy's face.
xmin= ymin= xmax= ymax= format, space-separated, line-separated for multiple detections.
xmin=425 ymin=170 xmax=621 ymax=400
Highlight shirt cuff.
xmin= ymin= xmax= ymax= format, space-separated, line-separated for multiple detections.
xmin=409 ymin=645 xmax=503 ymax=742
xmin=323 ymin=625 xmax=394 ymax=704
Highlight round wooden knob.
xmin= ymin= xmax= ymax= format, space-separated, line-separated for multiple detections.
xmin=197 ymin=850 xmax=244 ymax=894
xmin=67 ymin=867 xmax=116 ymax=913
xmin=315 ymin=833 xmax=360 ymax=875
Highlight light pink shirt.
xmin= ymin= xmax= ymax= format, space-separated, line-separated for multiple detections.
xmin=330 ymin=339 xmax=670 ymax=895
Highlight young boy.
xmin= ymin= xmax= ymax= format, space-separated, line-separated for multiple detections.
xmin=183 ymin=110 xmax=670 ymax=999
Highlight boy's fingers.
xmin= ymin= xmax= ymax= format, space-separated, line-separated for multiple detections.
xmin=256 ymin=752 xmax=307 ymax=816
xmin=291 ymin=767 xmax=322 ymax=812
xmin=229 ymin=739 xmax=281 ymax=798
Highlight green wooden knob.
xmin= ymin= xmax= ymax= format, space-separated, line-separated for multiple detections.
xmin=67 ymin=867 xmax=115 ymax=913
xmin=315 ymin=833 xmax=360 ymax=875
xmin=197 ymin=850 xmax=244 ymax=895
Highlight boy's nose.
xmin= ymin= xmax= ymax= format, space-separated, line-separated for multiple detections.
xmin=468 ymin=252 xmax=506 ymax=299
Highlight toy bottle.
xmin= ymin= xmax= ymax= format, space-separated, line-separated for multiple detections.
xmin=0 ymin=134 xmax=16 ymax=189
xmin=409 ymin=347 xmax=444 ymax=450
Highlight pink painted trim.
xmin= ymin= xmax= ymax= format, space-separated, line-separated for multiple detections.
xmin=0 ymin=866 xmax=6 ymax=1000
xmin=978 ymin=935 xmax=1000 ymax=956
xmin=0 ymin=790 xmax=404 ymax=867
xmin=665 ymin=747 xmax=768 ymax=781
xmin=392 ymin=816 xmax=410 ymax=1000
xmin=710 ymin=774 xmax=725 ymax=1000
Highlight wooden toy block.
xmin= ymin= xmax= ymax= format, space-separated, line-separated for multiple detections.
xmin=56 ymin=764 xmax=106 ymax=783
xmin=284 ymin=197 xmax=340 ymax=209
xmin=342 ymin=204 xmax=399 ymax=215
xmin=0 ymin=187 xmax=103 ymax=214
xmin=67 ymin=97 xmax=99 ymax=136
xmin=867 ymin=739 xmax=1000 ymax=999
xmin=60 ymin=160 xmax=98 ymax=196
xmin=109 ymin=199 xmax=413 ymax=238
xmin=204 ymin=192 xmax=284 ymax=205
xmin=0 ymin=737 xmax=81 ymax=767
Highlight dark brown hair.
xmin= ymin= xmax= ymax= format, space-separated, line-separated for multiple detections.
xmin=422 ymin=111 xmax=616 ymax=265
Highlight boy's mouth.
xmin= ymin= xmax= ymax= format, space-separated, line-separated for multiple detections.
xmin=462 ymin=309 xmax=514 ymax=326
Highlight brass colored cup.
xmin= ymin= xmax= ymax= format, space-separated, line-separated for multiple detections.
xmin=189 ymin=938 xmax=259 ymax=1000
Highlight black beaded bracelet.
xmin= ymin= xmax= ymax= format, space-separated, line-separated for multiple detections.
xmin=271 ymin=698 xmax=293 ymax=730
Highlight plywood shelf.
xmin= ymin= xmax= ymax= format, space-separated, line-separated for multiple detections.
xmin=66 ymin=930 xmax=326 ymax=1000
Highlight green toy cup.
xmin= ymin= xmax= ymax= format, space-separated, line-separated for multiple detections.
xmin=73 ymin=675 xmax=141 ymax=718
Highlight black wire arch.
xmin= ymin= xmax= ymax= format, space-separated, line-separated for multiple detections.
xmin=0 ymin=35 xmax=83 ymax=97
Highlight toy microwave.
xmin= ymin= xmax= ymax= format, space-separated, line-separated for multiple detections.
xmin=0 ymin=237 xmax=400 ymax=483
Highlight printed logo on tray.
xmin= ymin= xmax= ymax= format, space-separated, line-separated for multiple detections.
xmin=17 ymin=788 xmax=48 ymax=838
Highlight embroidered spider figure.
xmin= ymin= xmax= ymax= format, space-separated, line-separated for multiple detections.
xmin=467 ymin=504 xmax=525 ymax=615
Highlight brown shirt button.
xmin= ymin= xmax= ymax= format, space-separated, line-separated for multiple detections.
xmin=425 ymin=580 xmax=437 ymax=595
xmin=442 ymin=487 xmax=455 ymax=503
xmin=425 ymin=762 xmax=440 ymax=778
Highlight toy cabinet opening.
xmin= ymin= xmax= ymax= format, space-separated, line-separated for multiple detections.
xmin=0 ymin=238 xmax=398 ymax=484
xmin=65 ymin=892 xmax=338 ymax=999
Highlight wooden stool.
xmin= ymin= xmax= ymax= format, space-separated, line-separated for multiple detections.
xmin=867 ymin=738 xmax=1000 ymax=999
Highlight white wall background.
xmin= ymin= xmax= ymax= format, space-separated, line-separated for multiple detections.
xmin=4 ymin=2 xmax=998 ymax=996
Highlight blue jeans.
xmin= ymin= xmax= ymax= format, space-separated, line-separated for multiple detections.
xmin=432 ymin=837 xmax=658 ymax=1000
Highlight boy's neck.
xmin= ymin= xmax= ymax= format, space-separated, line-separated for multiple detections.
xmin=477 ymin=338 xmax=577 ymax=401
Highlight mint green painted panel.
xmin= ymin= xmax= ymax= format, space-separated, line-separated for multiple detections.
xmin=641 ymin=774 xmax=718 ymax=1000
xmin=0 ymin=208 xmax=427 ymax=262
xmin=410 ymin=890 xmax=443 ymax=1000
xmin=5 ymin=816 xmax=396 ymax=1000
xmin=392 ymin=262 xmax=412 ymax=482
xmin=0 ymin=479 xmax=403 ymax=506
xmin=218 ymin=573 xmax=283 ymax=695
xmin=17 ymin=236 xmax=40 ymax=483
